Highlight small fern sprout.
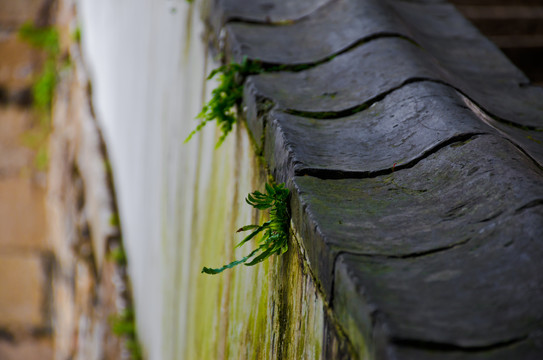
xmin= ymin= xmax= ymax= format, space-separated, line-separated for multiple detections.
xmin=185 ymin=57 xmax=263 ymax=147
xmin=202 ymin=182 xmax=290 ymax=274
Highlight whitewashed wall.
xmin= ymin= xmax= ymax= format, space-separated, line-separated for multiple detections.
xmin=77 ymin=1 xmax=213 ymax=358
xmin=76 ymin=1 xmax=327 ymax=359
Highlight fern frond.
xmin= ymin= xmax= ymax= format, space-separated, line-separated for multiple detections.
xmin=202 ymin=182 xmax=290 ymax=274
xmin=186 ymin=57 xmax=263 ymax=147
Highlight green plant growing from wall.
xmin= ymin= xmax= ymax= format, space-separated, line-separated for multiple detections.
xmin=72 ymin=26 xmax=82 ymax=44
xmin=110 ymin=308 xmax=143 ymax=360
xmin=18 ymin=22 xmax=61 ymax=170
xmin=19 ymin=22 xmax=60 ymax=113
xmin=185 ymin=57 xmax=262 ymax=147
xmin=108 ymin=244 xmax=127 ymax=266
xmin=202 ymin=182 xmax=290 ymax=274
xmin=106 ymin=225 xmax=142 ymax=358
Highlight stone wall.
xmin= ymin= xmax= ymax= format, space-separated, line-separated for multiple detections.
xmin=45 ymin=1 xmax=131 ymax=359
xmin=0 ymin=0 xmax=55 ymax=358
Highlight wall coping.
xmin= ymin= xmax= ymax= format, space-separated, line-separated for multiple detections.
xmin=206 ymin=0 xmax=543 ymax=358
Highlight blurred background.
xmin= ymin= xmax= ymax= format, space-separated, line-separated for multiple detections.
xmin=1 ymin=0 xmax=57 ymax=358
xmin=450 ymin=0 xmax=543 ymax=85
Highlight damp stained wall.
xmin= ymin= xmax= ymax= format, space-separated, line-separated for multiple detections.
xmin=76 ymin=1 xmax=328 ymax=359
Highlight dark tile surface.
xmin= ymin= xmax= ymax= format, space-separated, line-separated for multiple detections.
xmin=207 ymin=0 xmax=543 ymax=358
xmin=245 ymin=38 xmax=441 ymax=114
xmin=265 ymin=82 xmax=492 ymax=178
xmin=289 ymin=136 xmax=543 ymax=296
xmin=232 ymin=0 xmax=543 ymax=128
xmin=336 ymin=230 xmax=543 ymax=357
xmin=226 ymin=0 xmax=406 ymax=65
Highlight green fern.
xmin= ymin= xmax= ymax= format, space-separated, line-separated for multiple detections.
xmin=202 ymin=182 xmax=290 ymax=274
xmin=185 ymin=57 xmax=262 ymax=147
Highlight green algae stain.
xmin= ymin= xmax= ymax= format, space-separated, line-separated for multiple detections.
xmin=189 ymin=135 xmax=237 ymax=360
xmin=526 ymin=134 xmax=543 ymax=145
xmin=179 ymin=125 xmax=326 ymax=359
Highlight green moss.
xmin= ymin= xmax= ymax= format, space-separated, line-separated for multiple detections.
xmin=104 ymin=159 xmax=113 ymax=174
xmin=108 ymin=245 xmax=127 ymax=266
xmin=33 ymin=60 xmax=57 ymax=114
xmin=19 ymin=115 xmax=50 ymax=170
xmin=18 ymin=22 xmax=60 ymax=114
xmin=110 ymin=308 xmax=143 ymax=360
xmin=450 ymin=137 xmax=474 ymax=148
xmin=18 ymin=22 xmax=59 ymax=55
xmin=109 ymin=213 xmax=120 ymax=226
xmin=526 ymin=135 xmax=543 ymax=145
xmin=18 ymin=22 xmax=61 ymax=171
xmin=72 ymin=26 xmax=82 ymax=43
xmin=34 ymin=145 xmax=49 ymax=171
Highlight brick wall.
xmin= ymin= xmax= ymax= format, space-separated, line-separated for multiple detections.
xmin=0 ymin=0 xmax=55 ymax=358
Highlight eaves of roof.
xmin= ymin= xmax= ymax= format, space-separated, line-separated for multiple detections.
xmin=207 ymin=0 xmax=543 ymax=358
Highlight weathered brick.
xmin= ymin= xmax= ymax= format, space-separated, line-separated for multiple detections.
xmin=0 ymin=0 xmax=49 ymax=30
xmin=0 ymin=337 xmax=52 ymax=360
xmin=0 ymin=178 xmax=48 ymax=250
xmin=0 ymin=34 xmax=42 ymax=90
xmin=0 ymin=254 xmax=46 ymax=329
xmin=0 ymin=107 xmax=36 ymax=174
xmin=51 ymin=276 xmax=75 ymax=360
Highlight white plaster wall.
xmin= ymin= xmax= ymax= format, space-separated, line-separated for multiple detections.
xmin=75 ymin=2 xmax=327 ymax=359
xmin=76 ymin=1 xmax=212 ymax=358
